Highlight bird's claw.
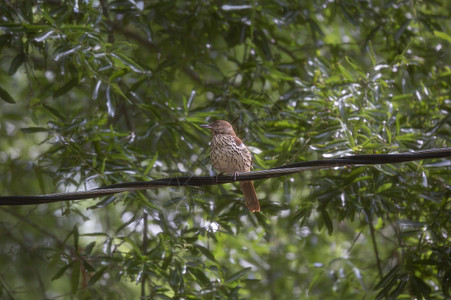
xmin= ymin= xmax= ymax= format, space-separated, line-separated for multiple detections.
xmin=215 ymin=172 xmax=224 ymax=183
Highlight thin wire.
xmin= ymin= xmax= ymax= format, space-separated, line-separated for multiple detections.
xmin=0 ymin=147 xmax=450 ymax=206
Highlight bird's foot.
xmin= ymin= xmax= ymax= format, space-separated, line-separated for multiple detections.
xmin=215 ymin=172 xmax=224 ymax=183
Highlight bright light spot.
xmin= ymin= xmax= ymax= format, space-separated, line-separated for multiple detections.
xmin=74 ymin=0 xmax=79 ymax=12
xmin=416 ymin=90 xmax=422 ymax=101
xmin=247 ymin=146 xmax=262 ymax=154
xmin=342 ymin=35 xmax=351 ymax=43
xmin=177 ymin=162 xmax=187 ymax=172
xmin=206 ymin=91 xmax=214 ymax=100
xmin=121 ymin=211 xmax=134 ymax=223
xmin=148 ymin=223 xmax=163 ymax=235
xmin=45 ymin=71 xmax=55 ymax=81
xmin=374 ymin=64 xmax=389 ymax=71
xmin=207 ymin=222 xmax=219 ymax=233
xmin=222 ymin=4 xmax=252 ymax=11
xmin=298 ymin=226 xmax=311 ymax=237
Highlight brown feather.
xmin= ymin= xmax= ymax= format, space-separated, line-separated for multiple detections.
xmin=239 ymin=181 xmax=260 ymax=212
xmin=202 ymin=120 xmax=261 ymax=212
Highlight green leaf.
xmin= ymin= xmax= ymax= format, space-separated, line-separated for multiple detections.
xmin=111 ymin=53 xmax=146 ymax=73
xmin=122 ymin=237 xmax=143 ymax=258
xmin=51 ymin=262 xmax=75 ymax=281
xmin=43 ymin=104 xmax=66 ymax=120
xmin=0 ymin=86 xmax=15 ymax=103
xmin=320 ymin=209 xmax=333 ymax=234
xmin=109 ymin=69 xmax=128 ymax=82
xmin=195 ymin=245 xmax=217 ymax=263
xmin=433 ymin=30 xmax=451 ymax=43
xmin=252 ymin=153 xmax=270 ymax=169
xmin=20 ymin=127 xmax=49 ymax=133
xmin=337 ymin=63 xmax=355 ymax=81
xmin=144 ymin=152 xmax=159 ymax=175
xmin=71 ymin=261 xmax=80 ymax=294
xmin=188 ymin=267 xmax=211 ymax=287
xmin=225 ymin=267 xmax=252 ymax=284
xmin=374 ymin=265 xmax=401 ymax=290
xmin=53 ymin=78 xmax=79 ymax=98
xmin=163 ymin=196 xmax=184 ymax=208
xmin=410 ymin=275 xmax=431 ymax=298
xmin=88 ymin=267 xmax=108 ymax=285
xmin=396 ymin=133 xmax=419 ymax=141
xmin=169 ymin=269 xmax=180 ymax=288
xmin=110 ymin=82 xmax=129 ymax=100
xmin=376 ymin=183 xmax=392 ymax=194
xmin=84 ymin=241 xmax=96 ymax=255
xmin=33 ymin=165 xmax=47 ymax=194
xmin=8 ymin=53 xmax=26 ymax=75
xmin=73 ymin=225 xmax=79 ymax=252
xmin=82 ymin=261 xmax=95 ymax=272
xmin=115 ymin=214 xmax=138 ymax=235
xmin=392 ymin=94 xmax=413 ymax=101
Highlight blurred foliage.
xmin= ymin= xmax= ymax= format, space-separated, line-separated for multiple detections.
xmin=0 ymin=0 xmax=450 ymax=299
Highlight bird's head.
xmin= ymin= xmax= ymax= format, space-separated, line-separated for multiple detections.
xmin=200 ymin=120 xmax=236 ymax=135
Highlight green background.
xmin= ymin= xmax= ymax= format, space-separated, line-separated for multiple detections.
xmin=0 ymin=1 xmax=450 ymax=299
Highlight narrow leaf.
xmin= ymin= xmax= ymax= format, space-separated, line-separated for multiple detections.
xmin=321 ymin=209 xmax=333 ymax=234
xmin=20 ymin=127 xmax=49 ymax=133
xmin=188 ymin=267 xmax=210 ymax=287
xmin=376 ymin=183 xmax=392 ymax=194
xmin=84 ymin=241 xmax=96 ymax=255
xmin=51 ymin=262 xmax=75 ymax=281
xmin=0 ymin=86 xmax=15 ymax=103
xmin=73 ymin=225 xmax=79 ymax=252
xmin=225 ymin=267 xmax=251 ymax=283
xmin=144 ymin=152 xmax=159 ymax=175
xmin=196 ymin=245 xmax=217 ymax=263
xmin=71 ymin=261 xmax=80 ymax=294
xmin=88 ymin=267 xmax=108 ymax=285
xmin=9 ymin=53 xmax=26 ymax=75
xmin=53 ymin=78 xmax=79 ymax=98
xmin=374 ymin=265 xmax=401 ymax=289
xmin=433 ymin=30 xmax=451 ymax=43
xmin=43 ymin=104 xmax=66 ymax=120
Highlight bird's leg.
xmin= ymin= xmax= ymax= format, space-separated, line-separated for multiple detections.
xmin=215 ymin=172 xmax=224 ymax=183
xmin=233 ymin=171 xmax=238 ymax=181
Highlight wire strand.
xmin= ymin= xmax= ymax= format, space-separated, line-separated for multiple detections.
xmin=1 ymin=147 xmax=450 ymax=205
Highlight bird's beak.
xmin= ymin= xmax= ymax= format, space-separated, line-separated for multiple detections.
xmin=200 ymin=124 xmax=212 ymax=129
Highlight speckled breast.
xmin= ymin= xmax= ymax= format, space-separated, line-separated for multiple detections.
xmin=210 ymin=134 xmax=252 ymax=174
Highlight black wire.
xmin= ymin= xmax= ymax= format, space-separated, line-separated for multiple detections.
xmin=1 ymin=147 xmax=450 ymax=206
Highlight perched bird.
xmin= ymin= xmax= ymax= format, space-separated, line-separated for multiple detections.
xmin=200 ymin=120 xmax=260 ymax=212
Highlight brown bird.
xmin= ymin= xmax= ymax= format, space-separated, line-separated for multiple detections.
xmin=200 ymin=120 xmax=260 ymax=212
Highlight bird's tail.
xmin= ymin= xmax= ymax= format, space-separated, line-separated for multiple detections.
xmin=239 ymin=181 xmax=260 ymax=212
